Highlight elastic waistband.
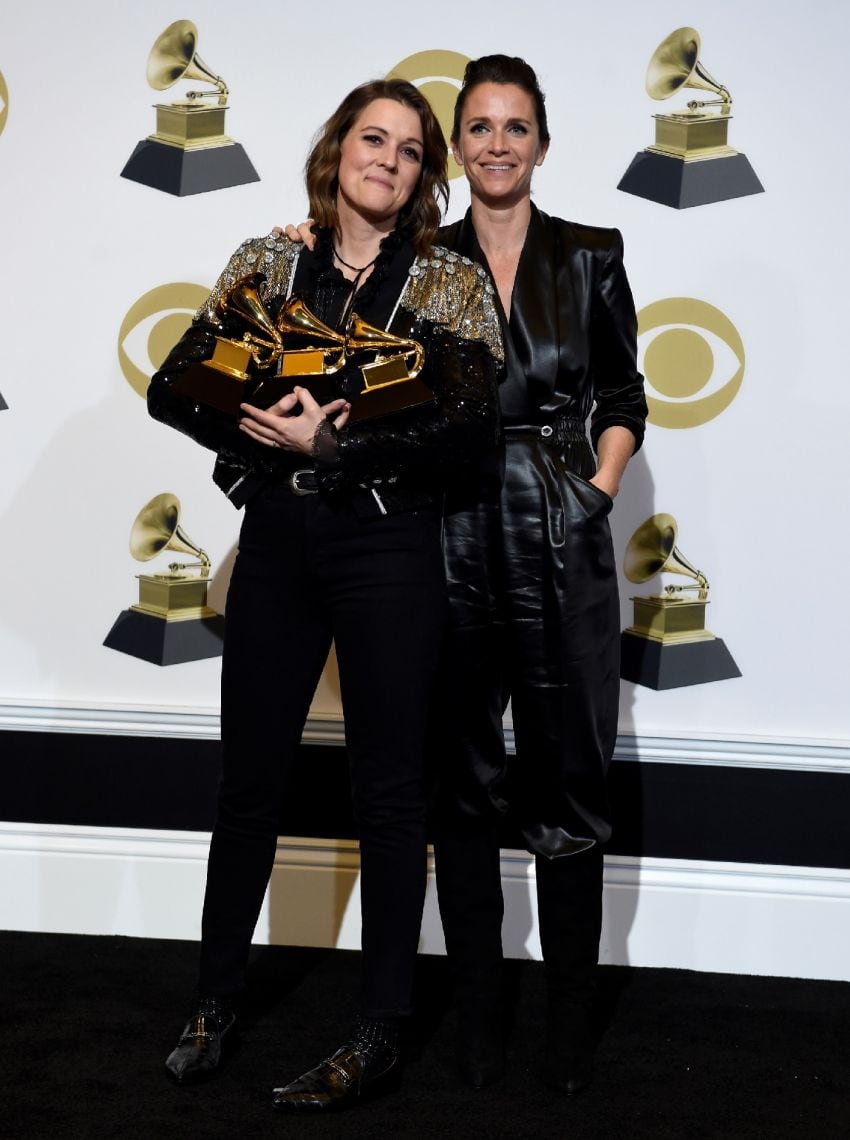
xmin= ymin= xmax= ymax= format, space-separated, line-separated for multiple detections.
xmin=502 ymin=417 xmax=586 ymax=445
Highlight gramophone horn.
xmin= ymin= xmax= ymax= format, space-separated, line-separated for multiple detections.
xmin=645 ymin=26 xmax=731 ymax=106
xmin=146 ymin=19 xmax=228 ymax=100
xmin=129 ymin=493 xmax=210 ymax=570
xmin=221 ymin=273 xmax=282 ymax=348
xmin=345 ymin=314 xmax=424 ymax=378
xmin=624 ymin=512 xmax=708 ymax=593
xmin=276 ymin=296 xmax=347 ymax=348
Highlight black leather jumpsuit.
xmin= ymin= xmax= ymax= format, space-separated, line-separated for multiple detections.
xmin=433 ymin=204 xmax=647 ymax=1025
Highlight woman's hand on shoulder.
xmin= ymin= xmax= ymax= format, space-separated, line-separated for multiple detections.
xmin=239 ymin=388 xmax=349 ymax=455
xmin=273 ymin=220 xmax=317 ymax=250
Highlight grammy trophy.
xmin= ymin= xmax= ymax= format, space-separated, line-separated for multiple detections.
xmin=618 ymin=27 xmax=763 ymax=209
xmin=620 ymin=512 xmax=741 ymax=689
xmin=121 ymin=19 xmax=259 ymax=196
xmin=173 ymin=273 xmax=433 ymax=422
xmin=103 ymin=493 xmax=225 ymax=666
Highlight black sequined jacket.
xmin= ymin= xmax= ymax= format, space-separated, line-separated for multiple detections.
xmin=147 ymin=232 xmax=503 ymax=512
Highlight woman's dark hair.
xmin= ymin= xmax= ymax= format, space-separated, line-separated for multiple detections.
xmin=305 ymin=79 xmax=448 ymax=255
xmin=451 ymin=55 xmax=550 ymax=145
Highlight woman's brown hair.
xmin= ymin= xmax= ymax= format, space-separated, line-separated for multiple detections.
xmin=452 ymin=55 xmax=550 ymax=145
xmin=305 ymin=79 xmax=448 ymax=255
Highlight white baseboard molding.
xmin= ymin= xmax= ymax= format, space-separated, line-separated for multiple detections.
xmin=2 ymin=822 xmax=849 ymax=982
xmin=1 ymin=698 xmax=849 ymax=773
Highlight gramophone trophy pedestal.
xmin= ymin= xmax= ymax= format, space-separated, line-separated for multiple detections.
xmin=0 ymin=391 xmax=7 ymax=411
xmin=121 ymin=104 xmax=259 ymax=197
xmin=620 ymin=595 xmax=741 ymax=690
xmin=347 ymin=355 xmax=434 ymax=423
xmin=104 ymin=574 xmax=225 ymax=667
xmin=618 ymin=115 xmax=763 ymax=209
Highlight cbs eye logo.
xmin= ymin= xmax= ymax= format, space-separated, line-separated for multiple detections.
xmin=637 ymin=298 xmax=745 ymax=429
xmin=0 ymin=71 xmax=9 ymax=137
xmin=118 ymin=283 xmax=210 ymax=399
xmin=387 ymin=50 xmax=470 ymax=181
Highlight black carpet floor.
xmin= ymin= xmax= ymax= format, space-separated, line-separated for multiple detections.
xmin=1 ymin=931 xmax=849 ymax=1139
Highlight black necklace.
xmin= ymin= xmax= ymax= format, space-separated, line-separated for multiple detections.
xmin=332 ymin=245 xmax=379 ymax=274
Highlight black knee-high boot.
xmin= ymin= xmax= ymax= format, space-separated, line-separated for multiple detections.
xmin=434 ymin=816 xmax=506 ymax=1087
xmin=535 ymin=845 xmax=604 ymax=1094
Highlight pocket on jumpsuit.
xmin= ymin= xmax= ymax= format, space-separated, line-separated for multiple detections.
xmin=554 ymin=464 xmax=617 ymax=606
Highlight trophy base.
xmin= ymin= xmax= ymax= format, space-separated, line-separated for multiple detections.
xmin=617 ymin=149 xmax=764 ymax=209
xmin=120 ymin=138 xmax=260 ymax=197
xmin=620 ymin=631 xmax=741 ymax=690
xmin=172 ymin=361 xmax=254 ymax=416
xmin=0 ymin=391 xmax=7 ymax=411
xmin=248 ymin=372 xmax=340 ymax=411
xmin=348 ymin=376 xmax=434 ymax=422
xmin=173 ymin=362 xmax=340 ymax=416
xmin=103 ymin=608 xmax=225 ymax=666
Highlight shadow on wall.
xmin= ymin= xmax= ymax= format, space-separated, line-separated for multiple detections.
xmin=604 ymin=444 xmax=656 ymax=970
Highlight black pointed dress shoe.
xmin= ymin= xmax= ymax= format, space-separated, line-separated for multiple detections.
xmin=272 ymin=1019 xmax=400 ymax=1112
xmin=165 ymin=996 xmax=236 ymax=1084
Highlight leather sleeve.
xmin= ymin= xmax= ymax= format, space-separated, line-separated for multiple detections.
xmin=588 ymin=231 xmax=648 ymax=453
xmin=146 ymin=322 xmax=282 ymax=478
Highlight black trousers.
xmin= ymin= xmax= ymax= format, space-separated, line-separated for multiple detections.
xmin=198 ymin=482 xmax=446 ymax=1018
xmin=435 ymin=430 xmax=616 ymax=986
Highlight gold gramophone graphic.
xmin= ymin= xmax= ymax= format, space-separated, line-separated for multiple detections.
xmin=121 ymin=19 xmax=259 ymax=197
xmin=620 ymin=513 xmax=741 ymax=689
xmin=174 ymin=272 xmax=432 ymax=421
xmin=103 ymin=493 xmax=225 ymax=666
xmin=618 ymin=27 xmax=763 ymax=209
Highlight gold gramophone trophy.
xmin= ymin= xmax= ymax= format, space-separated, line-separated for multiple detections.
xmin=174 ymin=272 xmax=432 ymax=420
xmin=620 ymin=513 xmax=741 ymax=689
xmin=618 ymin=27 xmax=763 ymax=209
xmin=103 ymin=493 xmax=225 ymax=666
xmin=343 ymin=313 xmax=432 ymax=422
xmin=172 ymin=274 xmax=345 ymax=415
xmin=121 ymin=19 xmax=259 ymax=196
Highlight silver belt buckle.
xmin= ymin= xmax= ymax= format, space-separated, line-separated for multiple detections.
xmin=289 ymin=469 xmax=317 ymax=496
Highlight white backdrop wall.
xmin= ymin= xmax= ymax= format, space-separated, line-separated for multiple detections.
xmin=2 ymin=0 xmax=847 ymax=743
xmin=1 ymin=1 xmax=849 ymax=974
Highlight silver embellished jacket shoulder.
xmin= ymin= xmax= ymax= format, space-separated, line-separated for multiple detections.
xmin=147 ymin=232 xmax=503 ymax=510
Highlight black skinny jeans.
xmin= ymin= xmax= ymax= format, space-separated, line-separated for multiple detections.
xmin=198 ymin=480 xmax=446 ymax=1017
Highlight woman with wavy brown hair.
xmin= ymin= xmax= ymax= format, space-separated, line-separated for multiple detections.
xmin=148 ymin=77 xmax=501 ymax=1112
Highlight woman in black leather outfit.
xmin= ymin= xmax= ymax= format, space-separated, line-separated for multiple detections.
xmin=147 ymin=78 xmax=501 ymax=1113
xmin=432 ymin=56 xmax=647 ymax=1095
